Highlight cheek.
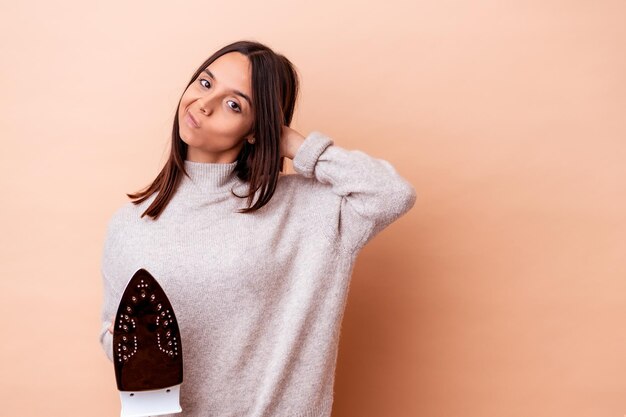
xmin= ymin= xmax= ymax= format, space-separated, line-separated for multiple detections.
xmin=213 ymin=112 xmax=248 ymax=131
xmin=215 ymin=118 xmax=246 ymax=137
xmin=179 ymin=90 xmax=196 ymax=111
xmin=239 ymin=113 xmax=254 ymax=133
xmin=236 ymin=115 xmax=255 ymax=137
xmin=178 ymin=99 xmax=189 ymax=118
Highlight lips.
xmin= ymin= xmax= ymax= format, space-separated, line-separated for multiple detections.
xmin=185 ymin=111 xmax=200 ymax=128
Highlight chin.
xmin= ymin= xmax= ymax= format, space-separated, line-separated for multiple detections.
xmin=178 ymin=130 xmax=194 ymax=146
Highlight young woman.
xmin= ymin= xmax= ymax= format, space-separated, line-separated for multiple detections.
xmin=99 ymin=39 xmax=416 ymax=417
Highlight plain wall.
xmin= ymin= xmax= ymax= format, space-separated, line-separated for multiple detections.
xmin=0 ymin=0 xmax=624 ymax=416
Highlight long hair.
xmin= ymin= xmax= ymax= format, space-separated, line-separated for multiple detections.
xmin=126 ymin=40 xmax=300 ymax=220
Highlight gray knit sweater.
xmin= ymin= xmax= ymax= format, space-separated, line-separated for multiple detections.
xmin=98 ymin=131 xmax=417 ymax=417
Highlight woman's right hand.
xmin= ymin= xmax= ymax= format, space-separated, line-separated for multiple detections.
xmin=107 ymin=315 xmax=114 ymax=334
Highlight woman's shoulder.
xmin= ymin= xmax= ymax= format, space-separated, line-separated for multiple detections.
xmin=276 ymin=172 xmax=340 ymax=206
xmin=105 ymin=197 xmax=146 ymax=230
xmin=105 ymin=202 xmax=131 ymax=231
xmin=278 ymin=172 xmax=324 ymax=193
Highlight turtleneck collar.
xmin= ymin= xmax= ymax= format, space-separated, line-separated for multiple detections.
xmin=179 ymin=159 xmax=245 ymax=195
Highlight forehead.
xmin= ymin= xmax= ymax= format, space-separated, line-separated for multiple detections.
xmin=204 ymin=52 xmax=252 ymax=96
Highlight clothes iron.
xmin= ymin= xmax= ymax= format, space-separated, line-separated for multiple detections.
xmin=113 ymin=268 xmax=183 ymax=417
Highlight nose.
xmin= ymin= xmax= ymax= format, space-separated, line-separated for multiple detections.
xmin=197 ymin=93 xmax=219 ymax=116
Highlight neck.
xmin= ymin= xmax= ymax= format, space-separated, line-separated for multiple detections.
xmin=179 ymin=159 xmax=244 ymax=195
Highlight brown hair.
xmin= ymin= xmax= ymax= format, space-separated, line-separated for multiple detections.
xmin=126 ymin=40 xmax=300 ymax=220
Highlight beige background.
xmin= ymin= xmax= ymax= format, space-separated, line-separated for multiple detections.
xmin=1 ymin=0 xmax=625 ymax=416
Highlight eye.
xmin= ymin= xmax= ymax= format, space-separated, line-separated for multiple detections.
xmin=227 ymin=101 xmax=241 ymax=113
xmin=198 ymin=78 xmax=241 ymax=113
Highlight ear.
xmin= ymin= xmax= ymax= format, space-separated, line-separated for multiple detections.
xmin=243 ymin=124 xmax=255 ymax=142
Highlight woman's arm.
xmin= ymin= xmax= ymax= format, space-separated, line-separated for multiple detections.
xmin=98 ymin=216 xmax=122 ymax=363
xmin=98 ymin=269 xmax=116 ymax=363
xmin=288 ymin=129 xmax=417 ymax=255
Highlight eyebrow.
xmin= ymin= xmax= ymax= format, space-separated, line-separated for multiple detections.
xmin=203 ymin=69 xmax=252 ymax=107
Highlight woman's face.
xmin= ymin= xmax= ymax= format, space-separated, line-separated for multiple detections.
xmin=178 ymin=51 xmax=255 ymax=163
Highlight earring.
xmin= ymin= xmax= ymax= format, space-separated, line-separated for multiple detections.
xmin=248 ymin=137 xmax=255 ymax=144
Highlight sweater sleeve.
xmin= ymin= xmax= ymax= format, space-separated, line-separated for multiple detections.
xmin=97 ymin=214 xmax=122 ymax=363
xmin=292 ymin=131 xmax=417 ymax=255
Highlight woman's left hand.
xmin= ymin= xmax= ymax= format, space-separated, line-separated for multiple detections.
xmin=279 ymin=126 xmax=306 ymax=159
